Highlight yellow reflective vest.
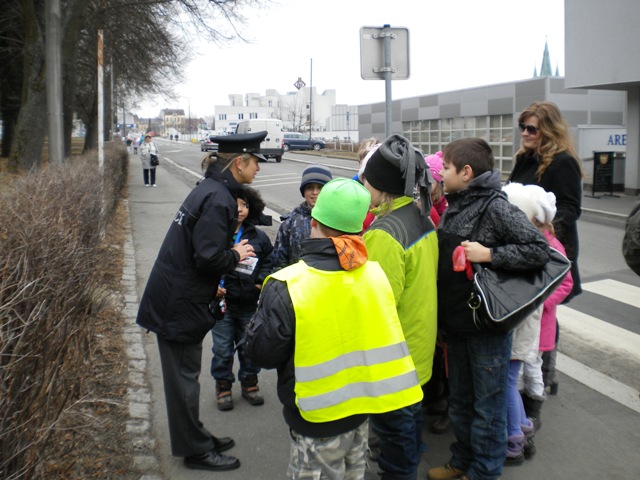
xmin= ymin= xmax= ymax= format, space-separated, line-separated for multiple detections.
xmin=269 ymin=260 xmax=423 ymax=423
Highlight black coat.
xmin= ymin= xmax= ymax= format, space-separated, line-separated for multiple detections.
xmin=438 ymin=170 xmax=550 ymax=335
xmin=224 ymin=222 xmax=273 ymax=306
xmin=136 ymin=163 xmax=243 ymax=343
xmin=508 ymin=150 xmax=583 ymax=300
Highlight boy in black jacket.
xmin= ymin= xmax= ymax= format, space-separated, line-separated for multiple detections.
xmin=428 ymin=138 xmax=549 ymax=480
xmin=210 ymin=186 xmax=273 ymax=411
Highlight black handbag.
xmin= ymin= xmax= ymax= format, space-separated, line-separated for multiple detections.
xmin=150 ymin=153 xmax=159 ymax=166
xmin=467 ymin=196 xmax=572 ymax=333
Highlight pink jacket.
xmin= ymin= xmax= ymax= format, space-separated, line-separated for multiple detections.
xmin=539 ymin=232 xmax=574 ymax=351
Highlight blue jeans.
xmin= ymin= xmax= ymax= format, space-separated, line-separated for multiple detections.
xmin=370 ymin=401 xmax=423 ymax=480
xmin=210 ymin=303 xmax=260 ymax=384
xmin=446 ymin=332 xmax=512 ymax=480
xmin=507 ymin=360 xmax=527 ymax=436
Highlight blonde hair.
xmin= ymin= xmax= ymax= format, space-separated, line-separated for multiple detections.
xmin=515 ymin=102 xmax=584 ymax=180
xmin=357 ymin=138 xmax=379 ymax=164
xmin=430 ymin=181 xmax=444 ymax=204
xmin=373 ymin=191 xmax=400 ymax=217
xmin=200 ymin=152 xmax=254 ymax=173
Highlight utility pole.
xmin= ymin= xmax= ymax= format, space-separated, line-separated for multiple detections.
xmin=309 ymin=58 xmax=313 ymax=139
xmin=45 ymin=0 xmax=64 ymax=164
xmin=98 ymin=30 xmax=104 ymax=173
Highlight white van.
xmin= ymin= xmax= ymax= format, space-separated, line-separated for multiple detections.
xmin=235 ymin=119 xmax=285 ymax=162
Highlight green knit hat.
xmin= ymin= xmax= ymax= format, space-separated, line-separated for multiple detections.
xmin=311 ymin=178 xmax=371 ymax=233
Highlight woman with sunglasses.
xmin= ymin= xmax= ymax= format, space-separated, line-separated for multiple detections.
xmin=507 ymin=101 xmax=584 ymax=430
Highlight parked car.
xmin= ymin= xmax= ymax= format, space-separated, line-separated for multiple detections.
xmin=282 ymin=132 xmax=326 ymax=152
xmin=200 ymin=135 xmax=219 ymax=152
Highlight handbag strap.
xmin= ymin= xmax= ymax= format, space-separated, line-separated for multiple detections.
xmin=469 ymin=193 xmax=499 ymax=242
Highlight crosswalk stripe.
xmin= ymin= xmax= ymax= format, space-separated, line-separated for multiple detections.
xmin=558 ymin=305 xmax=640 ymax=361
xmin=557 ymin=353 xmax=640 ymax=414
xmin=253 ymin=180 xmax=304 ymax=188
xmin=581 ymin=279 xmax=640 ymax=309
xmin=253 ymin=173 xmax=300 ymax=179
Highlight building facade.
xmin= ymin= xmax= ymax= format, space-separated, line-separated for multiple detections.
xmin=160 ymin=109 xmax=185 ymax=137
xmin=214 ymin=87 xmax=359 ymax=140
xmin=565 ymin=0 xmax=640 ymax=194
xmin=357 ymin=77 xmax=627 ymax=190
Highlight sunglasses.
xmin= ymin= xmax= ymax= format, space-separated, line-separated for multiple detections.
xmin=518 ymin=123 xmax=540 ymax=135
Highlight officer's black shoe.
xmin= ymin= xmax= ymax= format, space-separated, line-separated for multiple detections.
xmin=184 ymin=449 xmax=240 ymax=471
xmin=212 ymin=435 xmax=235 ymax=453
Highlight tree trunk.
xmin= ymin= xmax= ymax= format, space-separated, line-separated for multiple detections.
xmin=9 ymin=0 xmax=47 ymax=171
xmin=83 ymin=95 xmax=99 ymax=152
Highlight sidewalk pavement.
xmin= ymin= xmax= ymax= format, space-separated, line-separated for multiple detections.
xmin=581 ymin=190 xmax=638 ymax=219
xmin=121 ymin=156 xmax=639 ymax=479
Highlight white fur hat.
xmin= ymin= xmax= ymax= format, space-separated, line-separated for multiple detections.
xmin=502 ymin=182 xmax=557 ymax=224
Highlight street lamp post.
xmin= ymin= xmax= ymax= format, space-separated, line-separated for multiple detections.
xmin=182 ymin=96 xmax=191 ymax=142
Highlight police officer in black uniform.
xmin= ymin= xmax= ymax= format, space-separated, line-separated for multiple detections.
xmin=136 ymin=131 xmax=268 ymax=471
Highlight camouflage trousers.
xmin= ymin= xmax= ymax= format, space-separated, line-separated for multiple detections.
xmin=287 ymin=420 xmax=369 ymax=479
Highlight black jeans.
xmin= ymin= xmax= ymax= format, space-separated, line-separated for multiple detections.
xmin=143 ymin=168 xmax=156 ymax=185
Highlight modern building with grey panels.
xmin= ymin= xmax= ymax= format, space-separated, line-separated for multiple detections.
xmin=357 ymin=76 xmax=629 ymax=191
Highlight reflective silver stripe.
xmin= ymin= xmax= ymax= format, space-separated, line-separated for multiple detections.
xmin=297 ymin=370 xmax=420 ymax=411
xmin=295 ymin=342 xmax=411 ymax=382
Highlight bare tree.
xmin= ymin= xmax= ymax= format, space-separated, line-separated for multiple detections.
xmin=0 ymin=0 xmax=272 ymax=170
xmin=280 ymin=94 xmax=308 ymax=132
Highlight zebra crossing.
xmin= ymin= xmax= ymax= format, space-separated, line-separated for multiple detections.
xmin=556 ymin=278 xmax=640 ymax=413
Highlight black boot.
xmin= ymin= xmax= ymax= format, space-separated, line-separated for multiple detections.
xmin=522 ymin=393 xmax=544 ymax=431
xmin=542 ymin=348 xmax=559 ymax=395
xmin=241 ymin=375 xmax=264 ymax=406
xmin=216 ymin=380 xmax=233 ymax=411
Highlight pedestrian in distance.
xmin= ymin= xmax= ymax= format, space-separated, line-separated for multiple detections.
xmin=210 ymin=186 xmax=273 ymax=411
xmin=132 ymin=135 xmax=139 ymax=155
xmin=501 ymin=182 xmax=573 ymax=464
xmin=245 ymin=178 xmax=424 ymax=480
xmin=623 ymin=200 xmax=640 ymax=276
xmin=271 ymin=164 xmax=332 ymax=272
xmin=136 ymin=131 xmax=268 ymax=472
xmin=508 ymin=101 xmax=584 ymax=396
xmin=361 ymin=133 xmax=438 ymax=480
xmin=428 ymin=138 xmax=549 ymax=480
xmin=139 ymin=134 xmax=159 ymax=187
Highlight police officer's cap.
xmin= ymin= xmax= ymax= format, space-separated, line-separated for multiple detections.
xmin=213 ymin=131 xmax=268 ymax=161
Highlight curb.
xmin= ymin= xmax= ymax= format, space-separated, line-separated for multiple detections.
xmin=121 ymin=199 xmax=163 ymax=480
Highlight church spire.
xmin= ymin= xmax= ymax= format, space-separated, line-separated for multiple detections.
xmin=539 ymin=38 xmax=553 ymax=77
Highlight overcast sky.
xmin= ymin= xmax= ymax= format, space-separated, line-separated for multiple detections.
xmin=136 ymin=0 xmax=566 ymax=118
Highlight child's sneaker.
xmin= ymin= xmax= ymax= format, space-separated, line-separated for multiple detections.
xmin=504 ymin=434 xmax=525 ymax=466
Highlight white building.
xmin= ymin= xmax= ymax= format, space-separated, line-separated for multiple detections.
xmin=214 ymin=87 xmax=359 ymax=140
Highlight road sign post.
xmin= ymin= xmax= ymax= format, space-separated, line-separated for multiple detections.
xmin=360 ymin=25 xmax=410 ymax=137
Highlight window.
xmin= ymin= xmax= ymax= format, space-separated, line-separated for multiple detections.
xmin=401 ymin=113 xmax=515 ymax=175
xmin=219 ymin=114 xmax=227 ymax=120
xmin=238 ymin=113 xmax=244 ymax=120
xmin=250 ymin=113 xmax=258 ymax=119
